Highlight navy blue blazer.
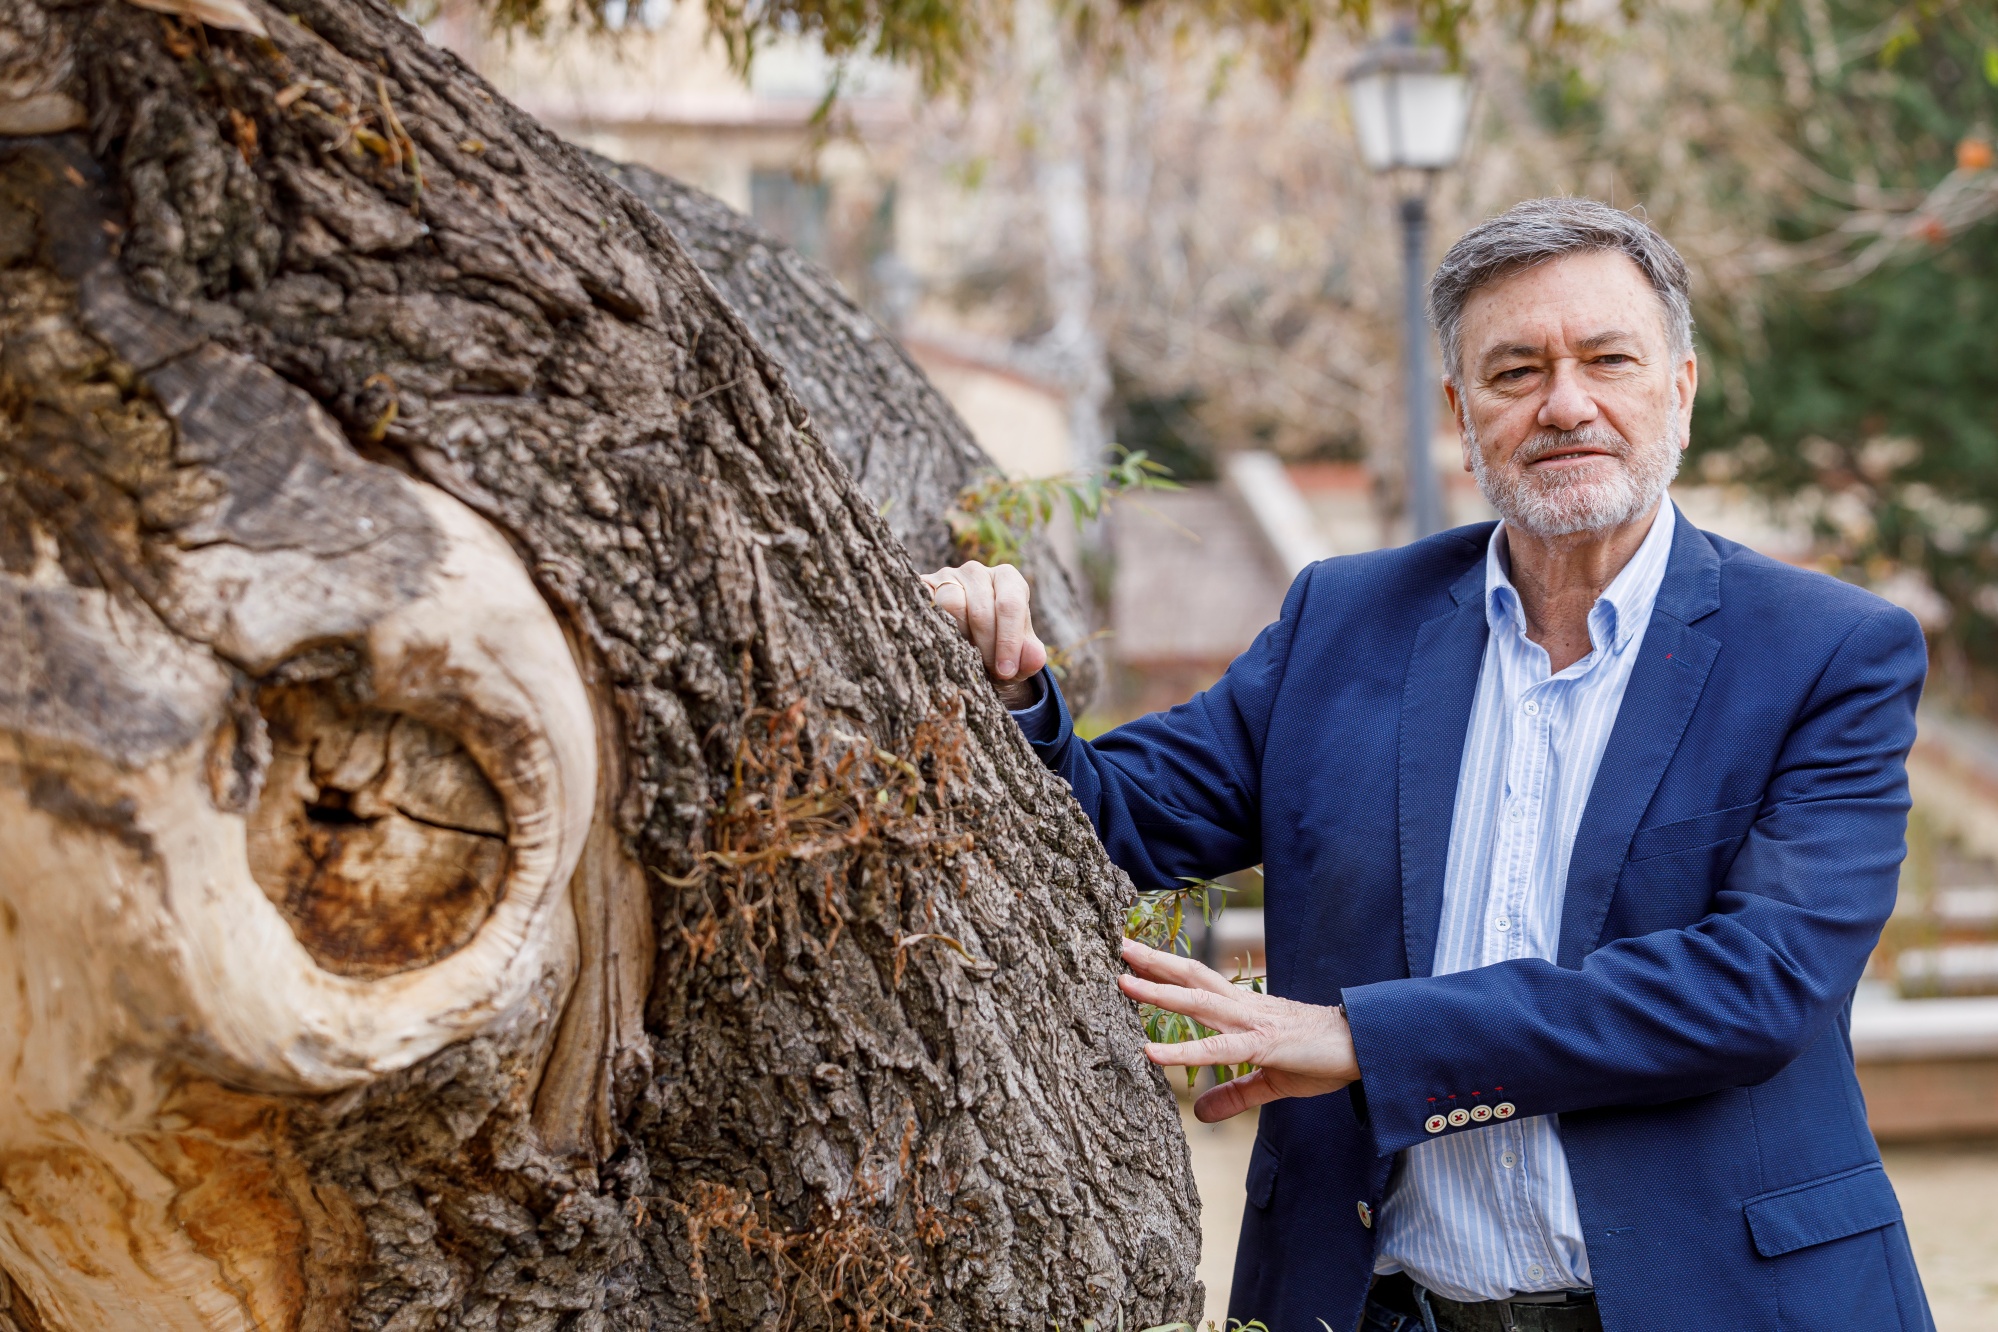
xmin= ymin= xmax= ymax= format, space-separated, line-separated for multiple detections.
xmin=1023 ymin=511 xmax=1933 ymax=1332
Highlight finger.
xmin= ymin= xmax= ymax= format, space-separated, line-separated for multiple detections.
xmin=1117 ymin=973 xmax=1247 ymax=1028
xmin=991 ymin=564 xmax=1032 ymax=680
xmin=1193 ymin=1069 xmax=1286 ymax=1123
xmin=1120 ymin=937 xmax=1238 ymax=997
xmin=1016 ymin=628 xmax=1049 ymax=679
xmin=922 ymin=572 xmax=969 ymax=632
xmin=954 ymin=562 xmax=998 ymax=673
xmin=1118 ymin=954 xmax=1238 ymax=1006
xmin=1144 ymin=1029 xmax=1261 ymax=1068
xmin=1120 ymin=941 xmax=1234 ymax=994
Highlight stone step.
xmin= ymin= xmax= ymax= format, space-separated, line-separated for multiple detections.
xmin=1896 ymin=944 xmax=1998 ymax=996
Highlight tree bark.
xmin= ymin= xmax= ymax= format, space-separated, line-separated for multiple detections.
xmin=594 ymin=156 xmax=1103 ymax=713
xmin=0 ymin=2 xmax=1197 ymax=1329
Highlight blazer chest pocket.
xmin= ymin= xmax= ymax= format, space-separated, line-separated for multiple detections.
xmin=1743 ymin=1162 xmax=1902 ymax=1258
xmin=1627 ymin=800 xmax=1760 ymax=863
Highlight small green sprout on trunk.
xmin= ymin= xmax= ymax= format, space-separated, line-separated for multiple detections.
xmin=948 ymin=447 xmax=1179 ymax=568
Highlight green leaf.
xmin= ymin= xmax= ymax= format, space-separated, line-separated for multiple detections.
xmin=948 ymin=448 xmax=1180 ymax=568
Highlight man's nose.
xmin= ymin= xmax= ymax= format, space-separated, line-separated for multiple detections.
xmin=1537 ymin=360 xmax=1598 ymax=433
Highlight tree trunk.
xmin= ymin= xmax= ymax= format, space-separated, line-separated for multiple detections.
xmin=0 ymin=1 xmax=1198 ymax=1329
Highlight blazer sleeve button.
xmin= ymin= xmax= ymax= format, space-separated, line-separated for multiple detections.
xmin=1447 ymin=1108 xmax=1470 ymax=1127
xmin=1425 ymin=1114 xmax=1448 ymax=1134
xmin=1493 ymin=1102 xmax=1516 ymax=1120
xmin=1470 ymin=1104 xmax=1492 ymax=1122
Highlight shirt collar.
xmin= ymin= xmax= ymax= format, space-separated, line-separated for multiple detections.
xmin=1484 ymin=500 xmax=1678 ymax=658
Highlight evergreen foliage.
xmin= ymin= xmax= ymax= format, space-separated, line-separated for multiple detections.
xmin=1692 ymin=0 xmax=1998 ymax=680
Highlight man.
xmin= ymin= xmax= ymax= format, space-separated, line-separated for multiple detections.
xmin=923 ymin=198 xmax=1934 ymax=1332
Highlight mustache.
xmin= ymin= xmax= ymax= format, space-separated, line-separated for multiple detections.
xmin=1512 ymin=426 xmax=1631 ymax=466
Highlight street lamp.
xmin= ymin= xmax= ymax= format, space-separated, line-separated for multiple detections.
xmin=1345 ymin=26 xmax=1472 ymax=541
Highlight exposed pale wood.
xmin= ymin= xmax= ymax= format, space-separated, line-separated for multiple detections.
xmin=0 ymin=469 xmax=595 ymax=1326
xmin=530 ymin=631 xmax=656 ymax=1163
xmin=0 ymin=144 xmax=598 ymax=1322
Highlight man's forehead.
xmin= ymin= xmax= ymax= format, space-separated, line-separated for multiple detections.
xmin=1460 ymin=251 xmax=1666 ymax=355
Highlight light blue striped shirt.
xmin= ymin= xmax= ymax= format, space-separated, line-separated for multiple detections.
xmin=1372 ymin=502 xmax=1678 ymax=1303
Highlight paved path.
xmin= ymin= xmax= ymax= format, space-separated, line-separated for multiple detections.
xmin=1882 ymin=1141 xmax=1998 ymax=1329
xmin=1181 ymin=1103 xmax=1998 ymax=1329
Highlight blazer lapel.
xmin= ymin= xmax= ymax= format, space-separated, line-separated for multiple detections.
xmin=1558 ymin=511 xmax=1724 ymax=968
xmin=1398 ymin=557 xmax=1491 ymax=979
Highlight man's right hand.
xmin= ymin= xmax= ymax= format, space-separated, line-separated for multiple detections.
xmin=920 ymin=561 xmax=1048 ymax=709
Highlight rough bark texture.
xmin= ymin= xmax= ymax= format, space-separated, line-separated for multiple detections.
xmin=0 ymin=1 xmax=1197 ymax=1330
xmin=596 ymin=156 xmax=1103 ymax=713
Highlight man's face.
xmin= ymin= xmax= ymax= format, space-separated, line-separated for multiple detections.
xmin=1445 ymin=250 xmax=1697 ymax=538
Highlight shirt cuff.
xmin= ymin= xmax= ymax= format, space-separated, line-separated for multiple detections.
xmin=1006 ymin=668 xmax=1060 ymax=743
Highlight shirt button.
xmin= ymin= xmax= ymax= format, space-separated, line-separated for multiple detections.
xmin=1500 ymin=1151 xmax=1518 ymax=1169
xmin=1528 ymin=1264 xmax=1545 ymax=1281
xmin=1522 ymin=700 xmax=1540 ymax=716
xmin=1494 ymin=916 xmax=1511 ymax=932
xmin=1508 ymin=803 xmax=1526 ymax=821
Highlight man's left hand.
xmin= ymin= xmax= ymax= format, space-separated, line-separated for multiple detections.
xmin=1118 ymin=938 xmax=1361 ymax=1123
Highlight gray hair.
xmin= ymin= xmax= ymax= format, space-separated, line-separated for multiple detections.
xmin=1428 ymin=197 xmax=1694 ymax=383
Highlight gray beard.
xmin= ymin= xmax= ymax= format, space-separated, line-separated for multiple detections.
xmin=1468 ymin=419 xmax=1683 ymax=538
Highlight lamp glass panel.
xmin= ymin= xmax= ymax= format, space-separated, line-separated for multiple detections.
xmin=1389 ymin=73 xmax=1469 ymax=169
xmin=1346 ymin=73 xmax=1397 ymax=171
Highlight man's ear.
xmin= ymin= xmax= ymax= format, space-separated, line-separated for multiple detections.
xmin=1443 ymin=379 xmax=1474 ymax=473
xmin=1675 ymin=349 xmax=1699 ymax=445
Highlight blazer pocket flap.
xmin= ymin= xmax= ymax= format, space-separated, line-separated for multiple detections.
xmin=1744 ymin=1163 xmax=1902 ymax=1258
xmin=1628 ymin=801 xmax=1760 ymax=862
xmin=1246 ymin=1137 xmax=1279 ymax=1210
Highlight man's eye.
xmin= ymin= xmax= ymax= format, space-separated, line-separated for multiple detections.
xmin=1595 ymin=354 xmax=1632 ymax=366
xmin=1495 ymin=367 xmax=1534 ymax=382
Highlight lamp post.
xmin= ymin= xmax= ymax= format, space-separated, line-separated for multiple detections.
xmin=1344 ymin=27 xmax=1471 ymax=541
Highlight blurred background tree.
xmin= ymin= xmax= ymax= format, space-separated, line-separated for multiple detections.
xmin=1685 ymin=0 xmax=1998 ymax=707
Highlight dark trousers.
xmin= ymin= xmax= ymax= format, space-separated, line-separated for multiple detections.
xmin=1361 ymin=1273 xmax=1604 ymax=1332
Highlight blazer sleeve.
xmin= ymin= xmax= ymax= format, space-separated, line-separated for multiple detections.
xmin=1341 ymin=603 xmax=1927 ymax=1155
xmin=1016 ymin=566 xmax=1313 ymax=894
